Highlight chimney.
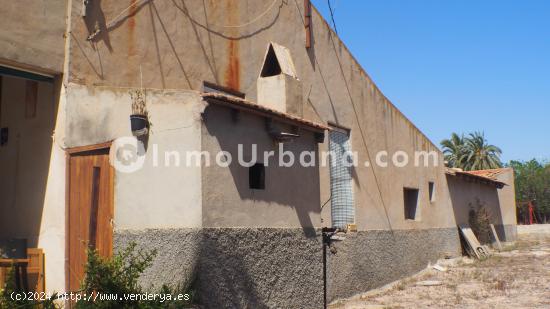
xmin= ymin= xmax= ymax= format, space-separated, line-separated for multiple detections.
xmin=257 ymin=42 xmax=303 ymax=117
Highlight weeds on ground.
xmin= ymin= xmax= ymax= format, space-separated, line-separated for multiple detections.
xmin=494 ymin=279 xmax=507 ymax=291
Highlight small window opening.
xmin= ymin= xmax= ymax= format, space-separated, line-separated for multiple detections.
xmin=404 ymin=188 xmax=419 ymax=220
xmin=249 ymin=163 xmax=265 ymax=190
xmin=429 ymin=182 xmax=435 ymax=202
xmin=260 ymin=45 xmax=282 ymax=77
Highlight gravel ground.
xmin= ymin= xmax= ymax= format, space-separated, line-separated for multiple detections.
xmin=329 ymin=232 xmax=550 ymax=309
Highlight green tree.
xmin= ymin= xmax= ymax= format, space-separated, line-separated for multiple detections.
xmin=463 ymin=132 xmax=503 ymax=170
xmin=441 ymin=132 xmax=502 ymax=170
xmin=508 ymin=159 xmax=550 ymax=223
xmin=441 ymin=133 xmax=468 ymax=169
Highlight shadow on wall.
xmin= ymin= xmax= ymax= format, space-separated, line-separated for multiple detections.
xmin=201 ymin=104 xmax=321 ymax=237
xmin=197 ymin=228 xmax=323 ymax=308
xmin=83 ymin=0 xmax=113 ymax=52
xmin=197 ymin=230 xmax=268 ymax=309
xmin=447 ymin=176 xmax=504 ymax=242
xmin=117 ymin=228 xmax=324 ymax=308
xmin=0 ymin=76 xmax=60 ymax=247
xmin=173 ymin=0 xmax=284 ymax=40
xmin=76 ymin=0 xmax=284 ymax=89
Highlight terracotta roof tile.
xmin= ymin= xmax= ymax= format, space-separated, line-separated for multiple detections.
xmin=201 ymin=92 xmax=329 ymax=132
xmin=445 ymin=167 xmax=506 ymax=188
xmin=463 ymin=168 xmax=509 ymax=180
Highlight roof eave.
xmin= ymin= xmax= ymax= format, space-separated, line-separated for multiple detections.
xmin=201 ymin=93 xmax=329 ymax=133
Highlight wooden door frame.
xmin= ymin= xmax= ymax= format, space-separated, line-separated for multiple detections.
xmin=64 ymin=141 xmax=113 ymax=293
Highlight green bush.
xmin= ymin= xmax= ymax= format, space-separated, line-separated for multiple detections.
xmin=75 ymin=243 xmax=194 ymax=309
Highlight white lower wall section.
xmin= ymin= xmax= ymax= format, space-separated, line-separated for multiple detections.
xmin=64 ymin=84 xmax=204 ymax=229
xmin=37 ymin=144 xmax=66 ymax=293
xmin=114 ymin=102 xmax=204 ymax=229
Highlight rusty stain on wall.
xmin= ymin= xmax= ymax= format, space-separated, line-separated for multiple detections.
xmin=225 ymin=39 xmax=240 ymax=91
xmin=224 ymin=1 xmax=240 ymax=91
xmin=127 ymin=0 xmax=138 ymax=57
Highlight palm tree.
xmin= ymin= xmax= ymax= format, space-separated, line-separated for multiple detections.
xmin=463 ymin=132 xmax=503 ymax=170
xmin=441 ymin=133 xmax=468 ymax=169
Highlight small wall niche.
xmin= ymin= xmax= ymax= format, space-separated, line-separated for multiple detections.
xmin=404 ymin=188 xmax=419 ymax=220
xmin=249 ymin=163 xmax=266 ymax=190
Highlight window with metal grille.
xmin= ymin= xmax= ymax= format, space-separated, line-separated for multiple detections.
xmin=329 ymin=129 xmax=354 ymax=229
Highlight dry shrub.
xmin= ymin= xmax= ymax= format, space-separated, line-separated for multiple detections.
xmin=494 ymin=279 xmax=507 ymax=291
xmin=469 ymin=199 xmax=492 ymax=244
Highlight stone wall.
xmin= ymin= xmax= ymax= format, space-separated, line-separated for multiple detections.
xmin=327 ymin=228 xmax=461 ymax=302
xmin=115 ymin=228 xmax=324 ymax=309
xmin=115 ymin=227 xmax=461 ymax=307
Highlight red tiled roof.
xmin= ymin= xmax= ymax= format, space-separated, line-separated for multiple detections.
xmin=463 ymin=168 xmax=510 ymax=180
xmin=445 ymin=168 xmax=506 ymax=188
xmin=201 ymin=92 xmax=329 ymax=132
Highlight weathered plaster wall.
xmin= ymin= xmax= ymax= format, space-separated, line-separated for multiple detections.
xmin=0 ymin=76 xmax=66 ymax=292
xmin=36 ymin=144 xmax=66 ymax=293
xmin=201 ymin=103 xmax=321 ymax=230
xmin=447 ymin=176 xmax=504 ymax=238
xmin=64 ymin=2 xmax=462 ymax=302
xmin=62 ymin=84 xmax=204 ymax=229
xmin=0 ymin=0 xmax=67 ymax=73
xmin=495 ymin=169 xmax=517 ymax=225
xmin=68 ymin=0 xmax=457 ymax=232
xmin=495 ymin=168 xmax=517 ymax=241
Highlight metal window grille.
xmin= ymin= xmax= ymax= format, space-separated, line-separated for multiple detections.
xmin=329 ymin=130 xmax=354 ymax=229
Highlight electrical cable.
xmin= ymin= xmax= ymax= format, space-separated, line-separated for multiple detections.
xmin=88 ymin=0 xmax=280 ymax=41
xmin=293 ymin=0 xmax=394 ymax=231
xmin=217 ymin=0 xmax=280 ymax=28
xmin=327 ymin=0 xmax=338 ymax=34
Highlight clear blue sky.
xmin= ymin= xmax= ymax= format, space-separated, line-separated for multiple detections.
xmin=312 ymin=0 xmax=549 ymax=162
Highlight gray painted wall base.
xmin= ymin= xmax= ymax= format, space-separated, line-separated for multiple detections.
xmin=198 ymin=228 xmax=323 ymax=309
xmin=115 ymin=228 xmax=323 ymax=309
xmin=115 ymin=227 xmax=461 ymax=308
xmin=327 ymin=228 xmax=461 ymax=302
xmin=114 ymin=229 xmax=202 ymax=291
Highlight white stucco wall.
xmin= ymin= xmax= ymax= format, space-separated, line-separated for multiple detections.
xmin=63 ymin=84 xmax=204 ymax=230
xmin=36 ymin=143 xmax=66 ymax=293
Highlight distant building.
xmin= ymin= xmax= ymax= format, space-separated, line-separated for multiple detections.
xmin=447 ymin=168 xmax=517 ymax=242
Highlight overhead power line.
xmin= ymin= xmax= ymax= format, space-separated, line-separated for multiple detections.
xmin=327 ymin=0 xmax=338 ymax=34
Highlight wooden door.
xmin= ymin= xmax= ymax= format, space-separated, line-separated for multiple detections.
xmin=67 ymin=148 xmax=113 ymax=292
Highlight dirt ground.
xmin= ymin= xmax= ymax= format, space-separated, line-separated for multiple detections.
xmin=329 ymin=232 xmax=550 ymax=309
